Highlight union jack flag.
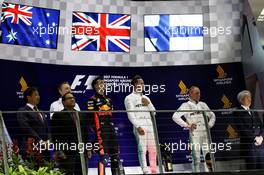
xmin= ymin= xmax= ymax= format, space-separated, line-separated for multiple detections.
xmin=72 ymin=12 xmax=131 ymax=52
xmin=1 ymin=3 xmax=33 ymax=25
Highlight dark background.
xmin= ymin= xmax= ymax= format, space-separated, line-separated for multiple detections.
xmin=0 ymin=59 xmax=245 ymax=167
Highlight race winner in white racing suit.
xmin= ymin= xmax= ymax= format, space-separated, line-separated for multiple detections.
xmin=124 ymin=75 xmax=157 ymax=174
xmin=172 ymin=86 xmax=215 ymax=172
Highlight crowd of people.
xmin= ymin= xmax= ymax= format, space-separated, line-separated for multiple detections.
xmin=1 ymin=75 xmax=264 ymax=175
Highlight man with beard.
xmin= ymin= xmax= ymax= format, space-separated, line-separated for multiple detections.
xmin=87 ymin=76 xmax=124 ymax=175
xmin=124 ymin=75 xmax=157 ymax=174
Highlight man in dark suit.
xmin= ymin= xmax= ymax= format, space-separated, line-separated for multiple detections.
xmin=52 ymin=92 xmax=90 ymax=175
xmin=17 ymin=87 xmax=50 ymax=168
xmin=234 ymin=90 xmax=264 ymax=170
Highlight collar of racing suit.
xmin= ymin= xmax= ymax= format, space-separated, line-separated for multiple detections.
xmin=95 ymin=92 xmax=106 ymax=98
xmin=189 ymin=98 xmax=199 ymax=104
xmin=133 ymin=91 xmax=143 ymax=96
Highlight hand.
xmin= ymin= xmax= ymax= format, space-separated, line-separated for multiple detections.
xmin=254 ymin=136 xmax=263 ymax=146
xmin=40 ymin=140 xmax=50 ymax=150
xmin=187 ymin=123 xmax=197 ymax=132
xmin=142 ymin=97 xmax=150 ymax=106
xmin=87 ymin=150 xmax=92 ymax=159
xmin=54 ymin=151 xmax=66 ymax=161
xmin=43 ymin=140 xmax=50 ymax=148
xmin=260 ymin=136 xmax=263 ymax=144
xmin=137 ymin=127 xmax=145 ymax=135
xmin=54 ymin=152 xmax=60 ymax=161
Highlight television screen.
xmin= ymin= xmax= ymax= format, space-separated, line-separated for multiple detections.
xmin=144 ymin=14 xmax=203 ymax=52
xmin=0 ymin=2 xmax=60 ymax=49
xmin=71 ymin=12 xmax=131 ymax=52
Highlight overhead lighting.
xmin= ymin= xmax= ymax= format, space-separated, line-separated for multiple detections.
xmin=257 ymin=8 xmax=264 ymax=21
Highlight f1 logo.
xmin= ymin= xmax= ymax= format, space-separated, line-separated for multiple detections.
xmin=71 ymin=75 xmax=98 ymax=90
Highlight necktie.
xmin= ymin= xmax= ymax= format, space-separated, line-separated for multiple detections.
xmin=33 ymin=106 xmax=43 ymax=122
xmin=71 ymin=112 xmax=77 ymax=126
xmin=247 ymin=108 xmax=251 ymax=115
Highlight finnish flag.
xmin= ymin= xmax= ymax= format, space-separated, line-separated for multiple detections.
xmin=144 ymin=14 xmax=203 ymax=52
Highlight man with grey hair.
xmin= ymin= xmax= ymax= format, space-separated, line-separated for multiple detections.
xmin=50 ymin=82 xmax=80 ymax=119
xmin=234 ymin=90 xmax=264 ymax=170
xmin=172 ymin=86 xmax=215 ymax=172
xmin=237 ymin=90 xmax=251 ymax=104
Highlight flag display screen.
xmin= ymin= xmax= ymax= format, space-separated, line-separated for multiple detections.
xmin=144 ymin=14 xmax=203 ymax=51
xmin=71 ymin=12 xmax=131 ymax=52
xmin=0 ymin=2 xmax=60 ymax=49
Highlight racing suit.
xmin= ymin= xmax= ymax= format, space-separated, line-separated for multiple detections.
xmin=87 ymin=93 xmax=124 ymax=175
xmin=172 ymin=99 xmax=216 ymax=172
xmin=124 ymin=92 xmax=157 ymax=174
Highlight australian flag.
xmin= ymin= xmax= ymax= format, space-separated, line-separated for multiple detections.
xmin=0 ymin=2 xmax=60 ymax=49
xmin=72 ymin=12 xmax=131 ymax=52
xmin=144 ymin=14 xmax=204 ymax=52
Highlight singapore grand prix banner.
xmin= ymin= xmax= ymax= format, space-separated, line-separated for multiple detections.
xmin=0 ymin=59 xmax=245 ymax=167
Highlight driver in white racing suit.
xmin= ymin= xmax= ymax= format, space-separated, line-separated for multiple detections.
xmin=124 ymin=75 xmax=157 ymax=174
xmin=172 ymin=86 xmax=216 ymax=172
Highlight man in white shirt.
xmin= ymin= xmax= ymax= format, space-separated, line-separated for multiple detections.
xmin=172 ymin=86 xmax=215 ymax=172
xmin=50 ymin=82 xmax=80 ymax=119
xmin=124 ymin=75 xmax=157 ymax=174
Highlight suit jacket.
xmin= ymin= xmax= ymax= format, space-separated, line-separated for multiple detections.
xmin=233 ymin=106 xmax=264 ymax=149
xmin=51 ymin=109 xmax=89 ymax=150
xmin=17 ymin=105 xmax=49 ymax=141
xmin=17 ymin=105 xmax=49 ymax=157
